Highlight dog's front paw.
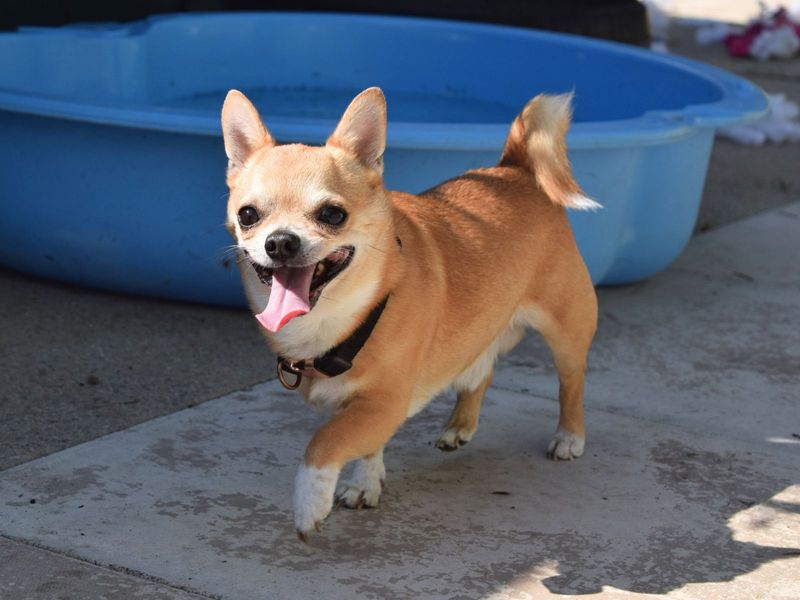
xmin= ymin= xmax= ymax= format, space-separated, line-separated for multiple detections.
xmin=336 ymin=454 xmax=385 ymax=509
xmin=547 ymin=428 xmax=585 ymax=460
xmin=435 ymin=426 xmax=476 ymax=452
xmin=293 ymin=464 xmax=339 ymax=541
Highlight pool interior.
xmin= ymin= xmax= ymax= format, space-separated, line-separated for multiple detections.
xmin=161 ymin=87 xmax=519 ymax=124
xmin=0 ymin=14 xmax=724 ymax=126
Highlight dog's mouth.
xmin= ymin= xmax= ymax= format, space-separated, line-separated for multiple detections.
xmin=251 ymin=246 xmax=354 ymax=333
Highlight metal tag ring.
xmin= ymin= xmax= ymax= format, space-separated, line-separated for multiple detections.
xmin=277 ymin=362 xmax=302 ymax=390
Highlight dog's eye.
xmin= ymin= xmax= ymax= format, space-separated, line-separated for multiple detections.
xmin=317 ymin=205 xmax=347 ymax=227
xmin=238 ymin=206 xmax=260 ymax=228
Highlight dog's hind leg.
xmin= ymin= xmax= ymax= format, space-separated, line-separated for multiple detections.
xmin=436 ymin=373 xmax=493 ymax=451
xmin=546 ymin=337 xmax=590 ymax=460
xmin=521 ymin=291 xmax=596 ymax=460
xmin=437 ymin=320 xmax=525 ymax=451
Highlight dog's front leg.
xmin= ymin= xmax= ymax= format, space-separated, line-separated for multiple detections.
xmin=294 ymin=392 xmax=407 ymax=540
xmin=335 ymin=449 xmax=385 ymax=509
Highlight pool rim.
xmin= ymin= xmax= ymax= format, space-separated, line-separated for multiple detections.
xmin=0 ymin=12 xmax=768 ymax=150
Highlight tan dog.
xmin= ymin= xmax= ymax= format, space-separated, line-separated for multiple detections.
xmin=221 ymin=87 xmax=598 ymax=540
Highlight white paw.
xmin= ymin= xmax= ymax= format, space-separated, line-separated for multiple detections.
xmin=547 ymin=429 xmax=585 ymax=460
xmin=435 ymin=426 xmax=476 ymax=452
xmin=336 ymin=453 xmax=385 ymax=509
xmin=293 ymin=464 xmax=339 ymax=540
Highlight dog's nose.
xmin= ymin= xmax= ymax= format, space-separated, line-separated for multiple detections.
xmin=265 ymin=230 xmax=301 ymax=261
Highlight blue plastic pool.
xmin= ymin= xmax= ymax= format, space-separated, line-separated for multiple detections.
xmin=0 ymin=13 xmax=766 ymax=305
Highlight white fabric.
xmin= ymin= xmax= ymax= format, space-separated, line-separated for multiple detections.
xmin=720 ymin=94 xmax=800 ymax=145
xmin=749 ymin=24 xmax=800 ymax=60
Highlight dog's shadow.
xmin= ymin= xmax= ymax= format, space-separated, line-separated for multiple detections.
xmin=318 ymin=393 xmax=798 ymax=597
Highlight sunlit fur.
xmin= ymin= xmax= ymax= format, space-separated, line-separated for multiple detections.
xmin=222 ymin=88 xmax=598 ymax=538
xmin=500 ymin=93 xmax=601 ymax=210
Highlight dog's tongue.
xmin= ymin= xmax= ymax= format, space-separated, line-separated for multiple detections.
xmin=255 ymin=265 xmax=315 ymax=332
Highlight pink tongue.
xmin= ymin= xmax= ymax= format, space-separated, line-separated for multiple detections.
xmin=255 ymin=265 xmax=315 ymax=332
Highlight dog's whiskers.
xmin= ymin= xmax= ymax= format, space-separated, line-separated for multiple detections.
xmin=220 ymin=244 xmax=242 ymax=256
xmin=366 ymin=244 xmax=388 ymax=255
xmin=219 ymin=245 xmax=250 ymax=264
xmin=319 ymin=292 xmax=341 ymax=304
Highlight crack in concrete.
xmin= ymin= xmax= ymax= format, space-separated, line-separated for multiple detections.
xmin=0 ymin=533 xmax=221 ymax=599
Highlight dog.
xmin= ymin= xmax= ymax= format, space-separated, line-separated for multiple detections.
xmin=221 ymin=87 xmax=598 ymax=540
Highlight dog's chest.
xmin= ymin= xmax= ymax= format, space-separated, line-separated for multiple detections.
xmin=304 ymin=375 xmax=358 ymax=413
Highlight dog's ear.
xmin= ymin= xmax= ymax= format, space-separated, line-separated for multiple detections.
xmin=327 ymin=87 xmax=386 ymax=174
xmin=221 ymin=90 xmax=275 ymax=183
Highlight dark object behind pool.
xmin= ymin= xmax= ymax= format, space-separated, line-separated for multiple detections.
xmin=0 ymin=0 xmax=650 ymax=46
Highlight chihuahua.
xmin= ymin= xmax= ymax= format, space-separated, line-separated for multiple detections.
xmin=221 ymin=87 xmax=598 ymax=540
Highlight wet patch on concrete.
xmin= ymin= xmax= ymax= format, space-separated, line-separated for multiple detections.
xmin=4 ymin=465 xmax=112 ymax=507
xmin=541 ymin=526 xmax=797 ymax=595
xmin=144 ymin=438 xmax=221 ymax=474
xmin=693 ymin=344 xmax=800 ymax=382
xmin=515 ymin=439 xmax=800 ymax=596
xmin=650 ymin=439 xmax=788 ymax=510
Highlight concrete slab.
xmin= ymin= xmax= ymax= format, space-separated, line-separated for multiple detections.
xmin=1 ymin=204 xmax=799 ymax=599
xmin=0 ymin=380 xmax=798 ymax=599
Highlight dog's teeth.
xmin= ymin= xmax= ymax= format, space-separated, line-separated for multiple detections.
xmin=315 ymin=263 xmax=325 ymax=278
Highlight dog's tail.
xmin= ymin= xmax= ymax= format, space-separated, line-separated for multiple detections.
xmin=499 ymin=93 xmax=600 ymax=211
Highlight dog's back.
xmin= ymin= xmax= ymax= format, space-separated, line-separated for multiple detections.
xmin=381 ymin=95 xmax=598 ymax=413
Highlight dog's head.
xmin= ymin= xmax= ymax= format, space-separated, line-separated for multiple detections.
xmin=221 ymin=88 xmax=391 ymax=335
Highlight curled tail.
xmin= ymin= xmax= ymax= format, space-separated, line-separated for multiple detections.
xmin=499 ymin=93 xmax=600 ymax=211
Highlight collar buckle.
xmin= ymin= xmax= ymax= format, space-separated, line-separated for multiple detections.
xmin=276 ymin=358 xmax=329 ymax=390
xmin=275 ymin=294 xmax=389 ymax=392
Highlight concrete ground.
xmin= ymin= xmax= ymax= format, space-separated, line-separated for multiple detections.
xmin=0 ymin=269 xmax=270 ymax=471
xmin=1 ymin=203 xmax=798 ymax=599
xmin=1 ymin=12 xmax=800 ymax=600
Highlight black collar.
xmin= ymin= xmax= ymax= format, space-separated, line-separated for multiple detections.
xmin=276 ymin=295 xmax=389 ymax=390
